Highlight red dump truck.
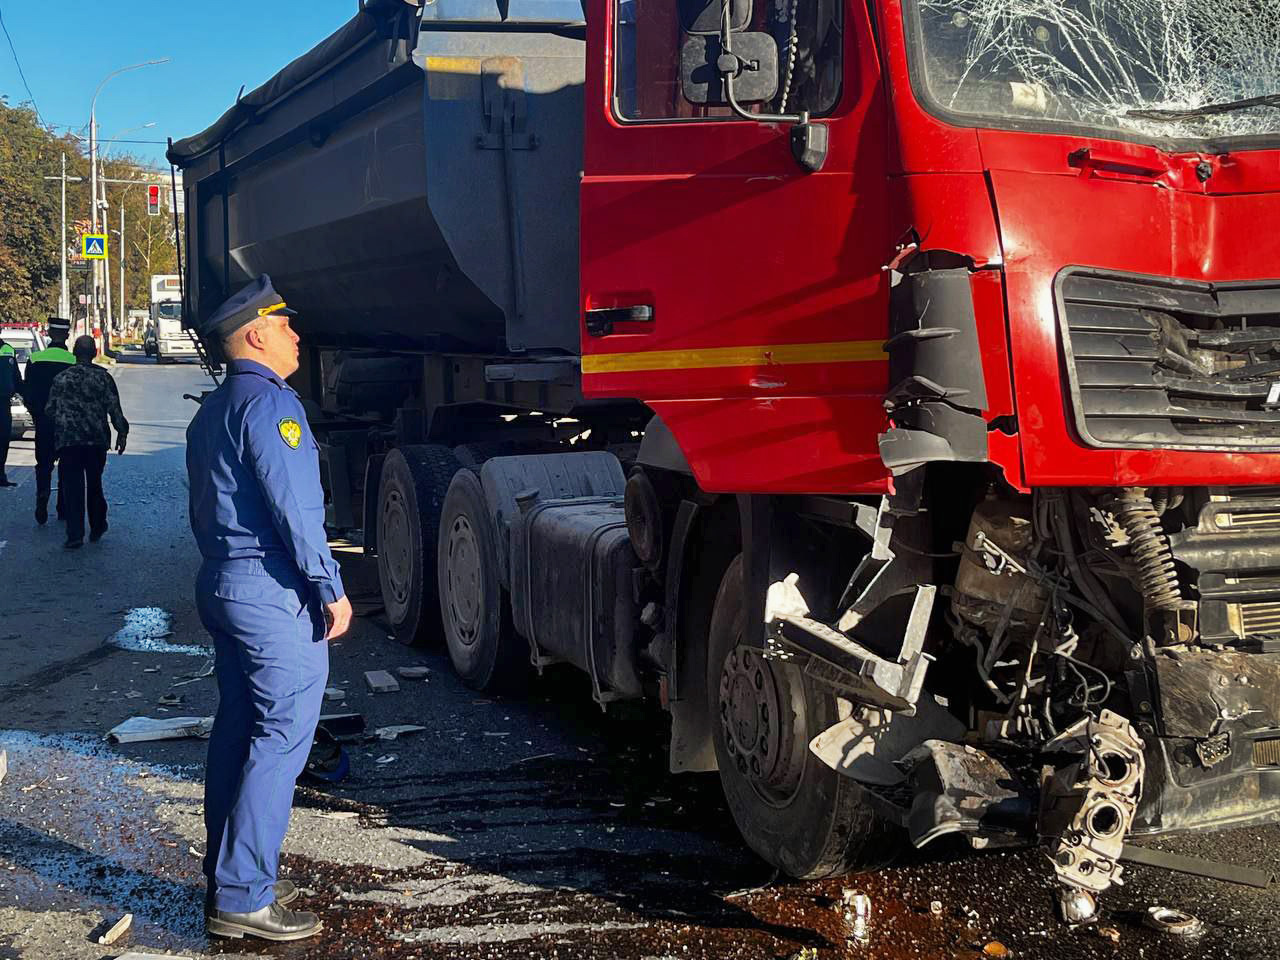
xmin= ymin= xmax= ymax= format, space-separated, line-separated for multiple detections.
xmin=171 ymin=0 xmax=1280 ymax=914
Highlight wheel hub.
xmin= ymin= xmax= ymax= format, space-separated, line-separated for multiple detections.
xmin=445 ymin=515 xmax=482 ymax=645
xmin=719 ymin=644 xmax=798 ymax=797
xmin=380 ymin=489 xmax=411 ymax=610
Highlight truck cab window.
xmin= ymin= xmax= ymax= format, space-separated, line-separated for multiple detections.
xmin=614 ymin=0 xmax=843 ymax=121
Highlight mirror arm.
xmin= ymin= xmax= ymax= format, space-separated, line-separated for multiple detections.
xmin=718 ymin=0 xmax=828 ymax=172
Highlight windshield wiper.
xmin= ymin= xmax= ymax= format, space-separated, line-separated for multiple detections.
xmin=1127 ymin=93 xmax=1280 ymax=122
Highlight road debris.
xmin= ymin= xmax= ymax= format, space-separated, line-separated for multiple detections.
xmin=783 ymin=950 xmax=819 ymax=960
xmin=0 ymin=747 xmax=6 ymax=786
xmin=840 ymin=889 xmax=871 ymax=944
xmin=319 ymin=810 xmax=360 ymax=820
xmin=170 ymin=658 xmax=215 ymax=686
xmin=375 ymin=724 xmax=427 ymax=741
xmin=1144 ymin=906 xmax=1205 ymax=937
xmin=365 ymin=670 xmax=400 ymax=693
xmin=396 ymin=665 xmax=430 ymax=680
xmin=1096 ymin=926 xmax=1121 ymax=945
xmin=930 ymin=900 xmax=944 ymax=915
xmin=112 ymin=954 xmax=193 ymax=960
xmin=319 ymin=713 xmax=366 ymax=738
xmin=110 ymin=607 xmax=210 ymax=657
xmin=324 ymin=686 xmax=346 ymax=701
xmin=158 ymin=694 xmax=183 ymax=706
xmin=107 ymin=716 xmax=214 ymax=743
xmin=983 ymin=942 xmax=1011 ymax=958
xmin=375 ymin=754 xmax=397 ymax=764
xmin=98 ymin=912 xmax=133 ymax=945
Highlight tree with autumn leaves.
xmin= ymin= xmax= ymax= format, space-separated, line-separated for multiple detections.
xmin=0 ymin=97 xmax=176 ymax=324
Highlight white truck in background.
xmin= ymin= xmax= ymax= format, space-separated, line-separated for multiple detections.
xmin=150 ymin=274 xmax=197 ymax=363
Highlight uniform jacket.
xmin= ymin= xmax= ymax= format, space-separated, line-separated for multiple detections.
xmin=0 ymin=344 xmax=20 ymax=400
xmin=46 ymin=361 xmax=129 ymax=451
xmin=20 ymin=345 xmax=75 ymax=419
xmin=185 ymin=358 xmax=345 ymax=605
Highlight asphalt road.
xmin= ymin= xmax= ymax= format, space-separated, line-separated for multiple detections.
xmin=2 ymin=350 xmax=1280 ymax=960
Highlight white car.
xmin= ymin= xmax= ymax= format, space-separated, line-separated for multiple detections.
xmin=3 ymin=327 xmax=46 ymax=440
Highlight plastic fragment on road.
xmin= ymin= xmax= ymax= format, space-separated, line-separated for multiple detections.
xmin=98 ymin=913 xmax=133 ymax=945
xmin=158 ymin=694 xmax=182 ymax=706
xmin=112 ymin=954 xmax=193 ymax=960
xmin=106 ymin=716 xmax=214 ymax=743
xmin=375 ymin=754 xmax=397 ymax=764
xmin=0 ymin=748 xmax=6 ymax=787
xmin=375 ymin=724 xmax=428 ymax=741
xmin=318 ymin=713 xmax=366 ymax=738
xmin=1144 ymin=906 xmax=1205 ymax=937
xmin=365 ymin=670 xmax=400 ymax=693
xmin=324 ymin=687 xmax=345 ymax=701
xmin=982 ymin=943 xmax=1011 ymax=958
xmin=929 ymin=900 xmax=943 ymax=915
xmin=1096 ymin=926 xmax=1121 ymax=944
xmin=397 ymin=665 xmax=431 ymax=680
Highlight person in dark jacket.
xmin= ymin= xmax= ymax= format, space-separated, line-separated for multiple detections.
xmin=0 ymin=333 xmax=22 ymax=487
xmin=20 ymin=317 xmax=75 ymax=520
xmin=45 ymin=335 xmax=129 ymax=548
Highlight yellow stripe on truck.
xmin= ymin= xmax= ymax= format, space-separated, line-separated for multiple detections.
xmin=581 ymin=340 xmax=887 ymax=375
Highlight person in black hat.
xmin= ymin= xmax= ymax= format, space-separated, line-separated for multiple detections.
xmin=20 ymin=317 xmax=75 ymax=521
xmin=186 ymin=274 xmax=350 ymax=942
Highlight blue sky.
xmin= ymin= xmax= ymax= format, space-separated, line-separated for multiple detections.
xmin=0 ymin=2 xmax=355 ymax=167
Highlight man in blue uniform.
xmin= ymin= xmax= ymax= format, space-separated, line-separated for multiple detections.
xmin=186 ymin=275 xmax=352 ymax=942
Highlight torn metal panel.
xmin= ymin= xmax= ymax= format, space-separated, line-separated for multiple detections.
xmin=902 ymin=739 xmax=1033 ymax=848
xmin=809 ymin=696 xmax=966 ymax=787
xmin=1152 ymin=648 xmax=1280 ymax=738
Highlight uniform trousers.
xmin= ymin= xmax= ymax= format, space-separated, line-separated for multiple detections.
xmin=34 ymin=415 xmax=62 ymax=515
xmin=196 ymin=556 xmax=329 ymax=914
xmin=0 ymin=402 xmax=10 ymax=480
xmin=58 ymin=445 xmax=107 ymax=542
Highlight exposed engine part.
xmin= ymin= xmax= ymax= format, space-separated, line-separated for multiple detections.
xmin=1039 ymin=710 xmax=1146 ymax=895
xmin=1057 ymin=887 xmax=1098 ymax=926
xmin=954 ymin=497 xmax=1049 ymax=631
xmin=765 ymin=574 xmax=934 ymax=714
xmin=1110 ymin=488 xmax=1182 ymax=611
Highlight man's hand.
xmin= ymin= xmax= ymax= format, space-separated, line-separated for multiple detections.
xmin=324 ymin=595 xmax=353 ymax=641
xmin=115 ymin=434 xmax=127 ymax=455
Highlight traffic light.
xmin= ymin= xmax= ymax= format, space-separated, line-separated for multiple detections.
xmin=147 ymin=184 xmax=161 ymax=216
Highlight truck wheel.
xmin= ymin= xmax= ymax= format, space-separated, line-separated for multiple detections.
xmin=377 ymin=445 xmax=462 ymax=645
xmin=437 ymin=470 xmax=527 ymax=691
xmin=708 ymin=555 xmax=902 ymax=878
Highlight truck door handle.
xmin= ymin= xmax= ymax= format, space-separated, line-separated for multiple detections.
xmin=585 ymin=305 xmax=654 ymax=337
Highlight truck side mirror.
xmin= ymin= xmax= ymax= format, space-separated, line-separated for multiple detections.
xmin=680 ymin=33 xmax=779 ymax=105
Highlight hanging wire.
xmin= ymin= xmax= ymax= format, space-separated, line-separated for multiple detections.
xmin=0 ymin=3 xmax=43 ymax=126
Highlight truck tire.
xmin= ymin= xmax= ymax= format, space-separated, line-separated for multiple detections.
xmin=708 ymin=555 xmax=902 ymax=878
xmin=377 ymin=445 xmax=462 ymax=645
xmin=437 ymin=470 xmax=528 ymax=691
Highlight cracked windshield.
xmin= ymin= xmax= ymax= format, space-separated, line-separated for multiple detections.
xmin=913 ymin=0 xmax=1280 ymax=140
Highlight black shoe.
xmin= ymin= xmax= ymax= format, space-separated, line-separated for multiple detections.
xmin=64 ymin=538 xmax=83 ymax=550
xmin=206 ymin=901 xmax=322 ymax=942
xmin=35 ymin=502 xmax=47 ymax=525
xmin=89 ymin=523 xmax=108 ymax=543
xmin=205 ymin=880 xmax=299 ymax=918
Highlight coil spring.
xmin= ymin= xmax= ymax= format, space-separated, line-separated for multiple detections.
xmin=1113 ymin=489 xmax=1182 ymax=611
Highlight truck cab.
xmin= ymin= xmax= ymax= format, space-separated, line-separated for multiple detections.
xmin=172 ymin=0 xmax=1280 ymax=914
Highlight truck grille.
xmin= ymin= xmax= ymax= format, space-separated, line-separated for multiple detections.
xmin=1056 ymin=269 xmax=1280 ymax=450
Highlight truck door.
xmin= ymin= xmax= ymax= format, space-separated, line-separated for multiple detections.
xmin=580 ymin=0 xmax=892 ymax=494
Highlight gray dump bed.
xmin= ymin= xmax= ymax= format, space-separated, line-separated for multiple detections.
xmin=170 ymin=0 xmax=585 ymax=357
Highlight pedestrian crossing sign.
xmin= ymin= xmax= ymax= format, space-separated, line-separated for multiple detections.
xmin=82 ymin=234 xmax=108 ymax=259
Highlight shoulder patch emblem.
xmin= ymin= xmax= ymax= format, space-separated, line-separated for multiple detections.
xmin=278 ymin=417 xmax=303 ymax=449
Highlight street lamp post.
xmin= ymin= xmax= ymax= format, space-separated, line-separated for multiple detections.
xmin=98 ymin=122 xmax=156 ymax=351
xmin=88 ymin=59 xmax=169 ymax=341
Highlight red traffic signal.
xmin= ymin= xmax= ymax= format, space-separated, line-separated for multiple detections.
xmin=147 ymin=184 xmax=161 ymax=216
